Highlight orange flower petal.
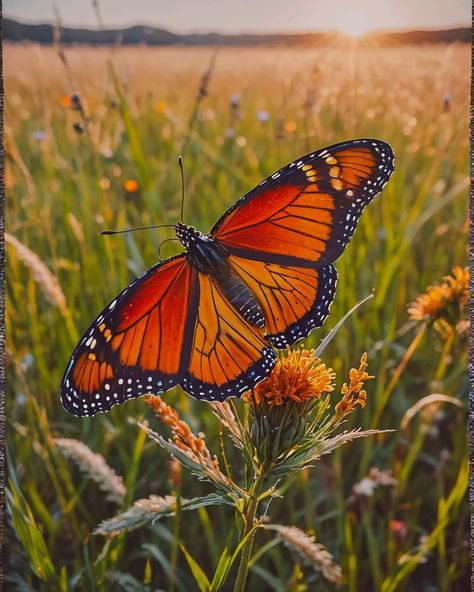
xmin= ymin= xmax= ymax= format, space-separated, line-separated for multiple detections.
xmin=124 ymin=179 xmax=139 ymax=192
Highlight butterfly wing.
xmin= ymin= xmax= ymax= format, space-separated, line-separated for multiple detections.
xmin=212 ymin=138 xmax=394 ymax=344
xmin=181 ymin=271 xmax=276 ymax=401
xmin=227 ymin=256 xmax=338 ymax=347
xmin=61 ymin=255 xmax=276 ymax=415
xmin=212 ymin=139 xmax=394 ymax=267
xmin=61 ymin=255 xmax=199 ymax=416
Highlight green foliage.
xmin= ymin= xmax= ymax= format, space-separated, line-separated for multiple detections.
xmin=5 ymin=41 xmax=469 ymax=591
xmin=7 ymin=480 xmax=63 ymax=590
xmin=180 ymin=545 xmax=211 ymax=592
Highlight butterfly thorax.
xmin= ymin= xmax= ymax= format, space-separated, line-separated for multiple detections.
xmin=175 ymin=222 xmax=264 ymax=327
xmin=176 ymin=222 xmax=227 ymax=274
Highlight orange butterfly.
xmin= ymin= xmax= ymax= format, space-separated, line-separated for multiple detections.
xmin=61 ymin=139 xmax=394 ymax=416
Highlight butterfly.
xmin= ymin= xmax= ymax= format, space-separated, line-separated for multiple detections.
xmin=61 ymin=138 xmax=394 ymax=417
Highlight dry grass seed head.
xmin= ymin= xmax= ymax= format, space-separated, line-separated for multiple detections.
xmin=54 ymin=438 xmax=125 ymax=504
xmin=270 ymin=524 xmax=343 ymax=585
xmin=6 ymin=232 xmax=69 ymax=317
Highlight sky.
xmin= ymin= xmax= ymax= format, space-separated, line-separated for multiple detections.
xmin=6 ymin=0 xmax=471 ymax=34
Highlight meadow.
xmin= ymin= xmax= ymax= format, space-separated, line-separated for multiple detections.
xmin=5 ymin=40 xmax=470 ymax=591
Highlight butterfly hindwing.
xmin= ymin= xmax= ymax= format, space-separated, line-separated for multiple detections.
xmin=61 ymin=255 xmax=199 ymax=416
xmin=212 ymin=138 xmax=394 ymax=267
xmin=228 ymin=256 xmax=338 ymax=347
xmin=180 ymin=271 xmax=276 ymax=401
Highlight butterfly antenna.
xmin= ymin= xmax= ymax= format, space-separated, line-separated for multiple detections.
xmin=158 ymin=237 xmax=180 ymax=261
xmin=178 ymin=155 xmax=185 ymax=223
xmin=101 ymin=223 xmax=175 ymax=236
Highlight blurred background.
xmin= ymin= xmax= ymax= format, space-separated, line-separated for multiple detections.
xmin=4 ymin=1 xmax=470 ymax=590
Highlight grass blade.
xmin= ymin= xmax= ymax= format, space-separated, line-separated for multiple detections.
xmin=180 ymin=545 xmax=211 ymax=592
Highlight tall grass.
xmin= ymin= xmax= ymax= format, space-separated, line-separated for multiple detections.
xmin=5 ymin=41 xmax=469 ymax=590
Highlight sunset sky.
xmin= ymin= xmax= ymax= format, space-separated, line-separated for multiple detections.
xmin=7 ymin=0 xmax=470 ymax=34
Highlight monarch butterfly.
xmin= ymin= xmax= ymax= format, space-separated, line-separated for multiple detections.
xmin=61 ymin=138 xmax=394 ymax=417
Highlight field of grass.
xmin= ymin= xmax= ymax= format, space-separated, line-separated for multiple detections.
xmin=5 ymin=40 xmax=469 ymax=591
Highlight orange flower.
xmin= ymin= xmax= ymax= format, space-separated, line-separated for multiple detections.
xmin=389 ymin=519 xmax=408 ymax=543
xmin=243 ymin=348 xmax=335 ymax=407
xmin=335 ymin=353 xmax=373 ymax=418
xmin=59 ymin=95 xmax=71 ymax=108
xmin=408 ymin=265 xmax=468 ymax=321
xmin=154 ymin=100 xmax=167 ymax=114
xmin=123 ymin=179 xmax=139 ymax=193
xmin=59 ymin=93 xmax=84 ymax=111
xmin=445 ymin=265 xmax=469 ymax=304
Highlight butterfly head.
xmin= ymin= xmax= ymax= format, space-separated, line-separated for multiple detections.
xmin=175 ymin=222 xmax=203 ymax=250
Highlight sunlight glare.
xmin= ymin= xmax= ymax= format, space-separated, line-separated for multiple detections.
xmin=338 ymin=13 xmax=372 ymax=37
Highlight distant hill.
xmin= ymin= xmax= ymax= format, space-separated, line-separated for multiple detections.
xmin=3 ymin=17 xmax=470 ymax=47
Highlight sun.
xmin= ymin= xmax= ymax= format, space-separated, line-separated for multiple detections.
xmin=338 ymin=14 xmax=372 ymax=38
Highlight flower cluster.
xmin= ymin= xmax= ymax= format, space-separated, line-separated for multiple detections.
xmin=243 ymin=348 xmax=335 ymax=407
xmin=239 ymin=349 xmax=378 ymax=473
xmin=335 ymin=353 xmax=374 ymax=419
xmin=408 ymin=265 xmax=468 ymax=323
xmin=352 ymin=467 xmax=398 ymax=498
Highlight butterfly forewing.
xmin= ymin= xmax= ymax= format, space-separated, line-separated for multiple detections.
xmin=212 ymin=139 xmax=394 ymax=267
xmin=61 ymin=255 xmax=199 ymax=416
xmin=210 ymin=138 xmax=393 ymax=346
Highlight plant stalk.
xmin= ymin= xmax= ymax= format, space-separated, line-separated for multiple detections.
xmin=233 ymin=474 xmax=265 ymax=592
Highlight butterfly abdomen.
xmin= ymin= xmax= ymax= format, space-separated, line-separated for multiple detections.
xmin=213 ymin=264 xmax=265 ymax=328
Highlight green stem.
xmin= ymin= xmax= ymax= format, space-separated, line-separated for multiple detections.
xmin=168 ymin=490 xmax=182 ymax=592
xmin=233 ymin=475 xmax=265 ymax=592
xmin=434 ymin=333 xmax=454 ymax=382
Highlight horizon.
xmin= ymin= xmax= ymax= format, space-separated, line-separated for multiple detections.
xmin=3 ymin=14 xmax=471 ymax=37
xmin=5 ymin=0 xmax=470 ymax=36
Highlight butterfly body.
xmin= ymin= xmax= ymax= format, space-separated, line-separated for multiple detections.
xmin=61 ymin=139 xmax=394 ymax=417
xmin=176 ymin=222 xmax=226 ymax=273
xmin=176 ymin=221 xmax=265 ymax=327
